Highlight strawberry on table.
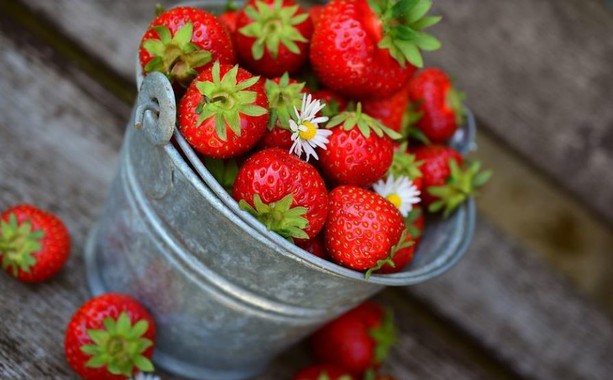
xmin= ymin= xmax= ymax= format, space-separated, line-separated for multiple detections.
xmin=179 ymin=61 xmax=269 ymax=158
xmin=0 ymin=204 xmax=70 ymax=282
xmin=65 ymin=293 xmax=157 ymax=380
xmin=408 ymin=67 xmax=465 ymax=143
xmin=139 ymin=6 xmax=236 ymax=88
xmin=292 ymin=364 xmax=355 ymax=380
xmin=236 ymin=0 xmax=313 ymax=77
xmin=319 ymin=104 xmax=400 ymax=187
xmin=414 ymin=145 xmax=492 ymax=217
xmin=233 ymin=148 xmax=329 ymax=240
xmin=325 ymin=186 xmax=411 ymax=273
xmin=309 ymin=301 xmax=395 ymax=376
xmin=310 ymin=0 xmax=440 ymax=99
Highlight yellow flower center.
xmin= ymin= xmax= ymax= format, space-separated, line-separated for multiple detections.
xmin=386 ymin=193 xmax=402 ymax=209
xmin=298 ymin=121 xmax=317 ymax=141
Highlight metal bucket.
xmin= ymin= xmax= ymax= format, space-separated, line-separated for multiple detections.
xmin=84 ymin=3 xmax=476 ymax=379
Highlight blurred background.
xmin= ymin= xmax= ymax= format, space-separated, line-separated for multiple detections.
xmin=0 ymin=0 xmax=611 ymax=379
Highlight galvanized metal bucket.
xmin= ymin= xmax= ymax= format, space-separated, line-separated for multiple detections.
xmin=84 ymin=2 xmax=476 ymax=379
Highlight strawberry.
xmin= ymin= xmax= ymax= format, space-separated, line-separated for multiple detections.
xmin=139 ymin=6 xmax=236 ymax=88
xmin=325 ymin=186 xmax=411 ymax=272
xmin=310 ymin=0 xmax=440 ymax=99
xmin=408 ymin=68 xmax=465 ymax=143
xmin=308 ymin=5 xmax=324 ymax=27
xmin=309 ymin=301 xmax=395 ymax=376
xmin=260 ymin=73 xmax=307 ymax=149
xmin=296 ymin=233 xmax=327 ymax=259
xmin=414 ymin=145 xmax=492 ymax=216
xmin=236 ymin=0 xmax=313 ymax=77
xmin=319 ymin=105 xmax=399 ymax=187
xmin=65 ymin=293 xmax=156 ymax=380
xmin=233 ymin=148 xmax=328 ymax=240
xmin=179 ymin=61 xmax=269 ymax=158
xmin=0 ymin=204 xmax=70 ymax=282
xmin=362 ymin=85 xmax=411 ymax=132
xmin=292 ymin=364 xmax=355 ymax=380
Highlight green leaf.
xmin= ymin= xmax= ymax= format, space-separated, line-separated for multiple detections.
xmin=172 ymin=22 xmax=193 ymax=46
xmin=240 ymin=105 xmax=268 ymax=117
xmin=152 ymin=25 xmax=172 ymax=44
xmin=87 ymin=329 xmax=109 ymax=346
xmin=134 ymin=355 xmax=155 ymax=372
xmin=142 ymin=39 xmax=165 ymax=56
xmin=392 ymin=0 xmax=419 ymax=18
xmin=214 ymin=114 xmax=228 ymax=141
xmin=80 ymin=344 xmax=100 ymax=355
xmin=415 ymin=32 xmax=441 ymax=51
xmin=407 ymin=0 xmax=433 ymax=24
xmin=412 ymin=15 xmax=441 ymax=30
xmin=85 ymin=354 xmax=108 ymax=368
xmin=474 ymin=170 xmax=493 ymax=187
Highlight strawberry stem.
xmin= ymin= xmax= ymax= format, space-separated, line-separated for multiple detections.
xmin=239 ymin=194 xmax=309 ymax=241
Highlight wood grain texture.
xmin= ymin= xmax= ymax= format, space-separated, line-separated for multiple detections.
xmin=0 ymin=29 xmax=491 ymax=380
xmin=409 ymin=218 xmax=613 ymax=380
xmin=17 ymin=0 xmax=613 ymax=223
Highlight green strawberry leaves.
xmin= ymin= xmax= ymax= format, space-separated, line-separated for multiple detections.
xmin=194 ymin=61 xmax=267 ymax=141
xmin=0 ymin=213 xmax=44 ymax=276
xmin=204 ymin=157 xmax=239 ymax=192
xmin=369 ymin=308 xmax=396 ymax=363
xmin=265 ymin=72 xmax=306 ymax=130
xmin=143 ymin=22 xmax=212 ymax=87
xmin=327 ymin=103 xmax=402 ymax=140
xmin=389 ymin=142 xmax=424 ymax=179
xmin=81 ymin=312 xmax=154 ymax=377
xmin=365 ymin=229 xmax=414 ymax=279
xmin=370 ymin=0 xmax=442 ymax=67
xmin=239 ymin=194 xmax=309 ymax=241
xmin=446 ymin=86 xmax=467 ymax=127
xmin=239 ymin=0 xmax=309 ymax=60
xmin=428 ymin=159 xmax=493 ymax=217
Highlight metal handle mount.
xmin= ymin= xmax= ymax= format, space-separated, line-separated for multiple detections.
xmin=134 ymin=72 xmax=176 ymax=146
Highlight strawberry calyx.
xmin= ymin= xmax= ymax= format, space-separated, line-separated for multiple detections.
xmin=428 ymin=159 xmax=493 ymax=217
xmin=404 ymin=207 xmax=423 ymax=238
xmin=204 ymin=157 xmax=239 ymax=192
xmin=446 ymin=86 xmax=466 ymax=127
xmin=0 ymin=213 xmax=43 ymax=277
xmin=239 ymin=193 xmax=309 ymax=241
xmin=368 ymin=308 xmax=396 ymax=364
xmin=389 ymin=142 xmax=423 ymax=179
xmin=326 ymin=103 xmax=402 ymax=140
xmin=80 ymin=312 xmax=154 ymax=377
xmin=142 ymin=22 xmax=212 ymax=87
xmin=238 ymin=0 xmax=309 ymax=60
xmin=364 ymin=229 xmax=413 ymax=279
xmin=265 ymin=72 xmax=306 ymax=130
xmin=399 ymin=102 xmax=431 ymax=144
xmin=194 ymin=61 xmax=268 ymax=141
xmin=368 ymin=0 xmax=442 ymax=67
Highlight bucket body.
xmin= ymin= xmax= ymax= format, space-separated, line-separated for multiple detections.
xmin=85 ymin=2 xmax=476 ymax=377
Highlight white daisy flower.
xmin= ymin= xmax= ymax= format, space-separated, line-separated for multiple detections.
xmin=130 ymin=372 xmax=161 ymax=380
xmin=373 ymin=174 xmax=421 ymax=217
xmin=289 ymin=93 xmax=332 ymax=161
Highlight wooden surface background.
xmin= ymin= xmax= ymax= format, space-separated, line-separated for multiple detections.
xmin=0 ymin=0 xmax=612 ymax=379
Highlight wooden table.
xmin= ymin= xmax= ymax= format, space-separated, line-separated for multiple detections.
xmin=1 ymin=0 xmax=612 ymax=378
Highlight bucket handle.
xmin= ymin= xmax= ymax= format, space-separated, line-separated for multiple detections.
xmin=134 ymin=72 xmax=176 ymax=146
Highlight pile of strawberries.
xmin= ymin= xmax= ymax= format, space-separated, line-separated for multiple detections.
xmin=139 ymin=0 xmax=491 ymax=277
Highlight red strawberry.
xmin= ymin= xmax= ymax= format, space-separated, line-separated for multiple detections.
xmin=325 ymin=186 xmax=410 ymax=272
xmin=292 ymin=364 xmax=355 ymax=380
xmin=260 ymin=73 xmax=308 ymax=149
xmin=0 ymin=204 xmax=70 ymax=282
xmin=362 ymin=85 xmax=411 ymax=132
xmin=236 ymin=0 xmax=313 ymax=77
xmin=308 ymin=5 xmax=324 ymax=27
xmin=65 ymin=293 xmax=156 ymax=380
xmin=310 ymin=0 xmax=440 ymax=99
xmin=233 ymin=148 xmax=329 ymax=240
xmin=310 ymin=301 xmax=395 ymax=376
xmin=179 ymin=61 xmax=269 ymax=158
xmin=408 ymin=68 xmax=465 ymax=143
xmin=139 ymin=6 xmax=236 ymax=87
xmin=414 ymin=145 xmax=492 ymax=216
xmin=319 ymin=105 xmax=399 ymax=187
xmin=296 ymin=233 xmax=327 ymax=259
